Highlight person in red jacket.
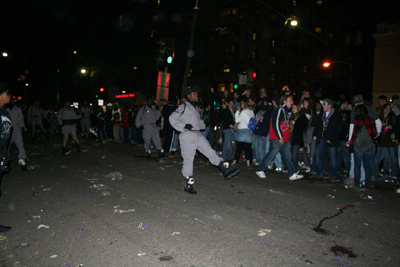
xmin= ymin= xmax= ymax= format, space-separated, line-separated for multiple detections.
xmin=255 ymin=95 xmax=304 ymax=181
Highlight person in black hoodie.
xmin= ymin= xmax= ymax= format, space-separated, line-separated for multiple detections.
xmin=336 ymin=99 xmax=351 ymax=173
xmin=0 ymin=82 xmax=12 ymax=232
xmin=312 ymin=98 xmax=343 ymax=178
xmin=161 ymin=98 xmax=177 ymax=152
xmin=220 ymin=100 xmax=235 ymax=160
xmin=253 ymin=96 xmax=273 ymax=165
xmin=290 ymin=104 xmax=311 ymax=172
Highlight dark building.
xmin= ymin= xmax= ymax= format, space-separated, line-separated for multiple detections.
xmin=145 ymin=0 xmax=355 ymax=102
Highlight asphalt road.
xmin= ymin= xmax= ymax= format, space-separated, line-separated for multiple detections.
xmin=1 ymin=133 xmax=400 ymax=267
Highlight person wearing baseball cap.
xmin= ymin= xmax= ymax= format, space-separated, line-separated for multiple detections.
xmin=0 ymin=82 xmax=12 ymax=232
xmin=169 ymin=85 xmax=240 ymax=194
xmin=312 ymin=98 xmax=343 ymax=179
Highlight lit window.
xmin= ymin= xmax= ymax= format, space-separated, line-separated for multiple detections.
xmin=269 ymin=72 xmax=276 ymax=82
xmin=270 ymin=55 xmax=276 ymax=65
xmin=220 ymin=7 xmax=238 ymax=16
xmin=216 ymin=26 xmax=229 ymax=35
xmin=223 ymin=64 xmax=230 ymax=73
xmin=293 ymin=0 xmax=297 ymax=6
xmin=315 ymin=27 xmax=322 ymax=33
xmin=252 ymin=32 xmax=258 ymax=41
xmin=271 ymin=39 xmax=276 ymax=47
xmin=329 ymin=33 xmax=333 ymax=39
xmin=151 ymin=15 xmax=158 ymax=22
xmin=303 ymin=65 xmax=308 ymax=73
xmin=150 ymin=30 xmax=155 ymax=37
xmin=188 ymin=69 xmax=192 ymax=77
xmin=229 ymin=83 xmax=234 ymax=92
xmin=133 ymin=66 xmax=138 ymax=70
xmin=252 ymin=50 xmax=259 ymax=59
xmin=317 ymin=0 xmax=322 ymax=5
xmin=218 ymin=83 xmax=226 ymax=92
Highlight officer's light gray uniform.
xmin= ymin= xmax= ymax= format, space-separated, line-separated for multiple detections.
xmin=135 ymin=106 xmax=162 ymax=151
xmin=169 ymin=102 xmax=223 ymax=177
xmin=58 ymin=107 xmax=81 ymax=134
xmin=6 ymin=106 xmax=26 ymax=160
xmin=28 ymin=105 xmax=43 ymax=125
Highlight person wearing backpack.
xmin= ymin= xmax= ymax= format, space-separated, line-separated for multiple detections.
xmin=232 ymin=99 xmax=254 ymax=167
xmin=347 ymin=105 xmax=377 ymax=190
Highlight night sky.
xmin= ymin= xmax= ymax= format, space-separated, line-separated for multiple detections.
xmin=0 ymin=0 xmax=398 ymax=107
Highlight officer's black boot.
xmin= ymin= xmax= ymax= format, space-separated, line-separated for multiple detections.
xmin=158 ymin=149 xmax=166 ymax=158
xmin=184 ymin=177 xmax=197 ymax=194
xmin=62 ymin=147 xmax=71 ymax=155
xmin=218 ymin=161 xmax=240 ymax=180
xmin=76 ymin=143 xmax=81 ymax=153
xmin=145 ymin=150 xmax=151 ymax=158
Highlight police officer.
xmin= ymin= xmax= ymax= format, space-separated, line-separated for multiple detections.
xmin=169 ymin=87 xmax=240 ymax=194
xmin=6 ymin=99 xmax=27 ymax=171
xmin=136 ymin=98 xmax=165 ymax=158
xmin=0 ymin=82 xmax=12 ymax=232
xmin=27 ymin=100 xmax=49 ymax=143
xmin=57 ymin=100 xmax=82 ymax=155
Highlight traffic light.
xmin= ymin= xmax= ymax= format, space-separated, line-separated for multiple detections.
xmin=165 ymin=38 xmax=175 ymax=65
xmin=234 ymin=84 xmax=238 ymax=89
xmin=100 ymin=87 xmax=105 ymax=92
xmin=247 ymin=71 xmax=256 ymax=88
xmin=157 ymin=39 xmax=166 ymax=66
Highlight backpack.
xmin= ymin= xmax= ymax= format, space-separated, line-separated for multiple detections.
xmin=354 ymin=124 xmax=373 ymax=152
xmin=248 ymin=117 xmax=257 ymax=130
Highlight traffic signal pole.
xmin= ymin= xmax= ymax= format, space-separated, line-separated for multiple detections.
xmin=181 ymin=0 xmax=199 ymax=100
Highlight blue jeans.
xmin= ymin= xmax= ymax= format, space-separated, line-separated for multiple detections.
xmin=337 ymin=140 xmax=351 ymax=172
xmin=354 ymin=144 xmax=375 ymax=187
xmin=257 ymin=140 xmax=297 ymax=177
xmin=374 ymin=146 xmax=398 ymax=177
xmin=253 ymin=135 xmax=268 ymax=164
xmin=314 ymin=142 xmax=338 ymax=177
xmin=129 ymin=126 xmax=138 ymax=143
xmin=202 ymin=127 xmax=210 ymax=138
xmin=292 ymin=145 xmax=310 ymax=168
xmin=222 ymin=129 xmax=235 ymax=160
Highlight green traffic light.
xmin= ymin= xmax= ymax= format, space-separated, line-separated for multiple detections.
xmin=234 ymin=84 xmax=238 ymax=89
xmin=167 ymin=56 xmax=173 ymax=64
xmin=96 ymin=95 xmax=98 ymax=98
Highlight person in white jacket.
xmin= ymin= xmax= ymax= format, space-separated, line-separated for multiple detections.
xmin=233 ymin=99 xmax=255 ymax=167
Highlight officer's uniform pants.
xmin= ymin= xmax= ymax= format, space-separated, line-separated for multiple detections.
xmin=143 ymin=124 xmax=162 ymax=151
xmin=180 ymin=131 xmax=222 ymax=177
xmin=9 ymin=128 xmax=26 ymax=159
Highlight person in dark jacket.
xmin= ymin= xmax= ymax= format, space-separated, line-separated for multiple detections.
xmin=220 ymin=100 xmax=235 ymax=160
xmin=255 ymin=95 xmax=303 ymax=180
xmin=290 ymin=104 xmax=310 ymax=172
xmin=253 ymin=98 xmax=273 ymax=165
xmin=0 ymin=82 xmax=12 ymax=232
xmin=161 ymin=98 xmax=177 ymax=152
xmin=336 ymin=99 xmax=351 ymax=173
xmin=312 ymin=98 xmax=343 ymax=178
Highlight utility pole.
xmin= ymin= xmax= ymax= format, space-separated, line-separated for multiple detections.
xmin=181 ymin=0 xmax=199 ymax=100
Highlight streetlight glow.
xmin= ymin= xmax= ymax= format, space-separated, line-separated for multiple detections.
xmin=81 ymin=69 xmax=86 ymax=74
xmin=323 ymin=62 xmax=331 ymax=67
xmin=2 ymin=52 xmax=8 ymax=57
xmin=291 ymin=20 xmax=297 ymax=26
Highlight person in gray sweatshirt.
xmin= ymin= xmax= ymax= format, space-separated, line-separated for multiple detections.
xmin=169 ymin=86 xmax=240 ymax=194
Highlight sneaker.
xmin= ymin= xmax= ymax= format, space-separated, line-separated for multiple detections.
xmin=302 ymin=166 xmax=311 ymax=173
xmin=353 ymin=186 xmax=366 ymax=192
xmin=275 ymin=167 xmax=282 ymax=173
xmin=252 ymin=159 xmax=257 ymax=164
xmin=395 ymin=188 xmax=400 ymax=194
xmin=344 ymin=177 xmax=354 ymax=185
xmin=268 ymin=165 xmax=273 ymax=170
xmin=256 ymin=171 xmax=266 ymax=178
xmin=289 ymin=172 xmax=303 ymax=180
xmin=18 ymin=159 xmax=26 ymax=171
xmin=171 ymin=148 xmax=177 ymax=152
xmin=254 ymin=162 xmax=260 ymax=166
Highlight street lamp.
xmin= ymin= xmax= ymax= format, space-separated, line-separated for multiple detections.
xmin=2 ymin=52 xmax=8 ymax=57
xmin=80 ymin=69 xmax=86 ymax=74
xmin=285 ymin=18 xmax=297 ymax=26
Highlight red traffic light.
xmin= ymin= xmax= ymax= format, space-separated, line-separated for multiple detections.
xmin=100 ymin=88 xmax=105 ymax=92
xmin=250 ymin=72 xmax=257 ymax=79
